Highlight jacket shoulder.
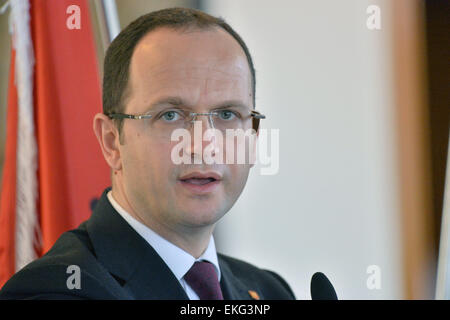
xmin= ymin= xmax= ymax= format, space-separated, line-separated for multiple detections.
xmin=0 ymin=224 xmax=120 ymax=300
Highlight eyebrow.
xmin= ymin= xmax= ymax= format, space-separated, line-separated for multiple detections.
xmin=144 ymin=96 xmax=251 ymax=113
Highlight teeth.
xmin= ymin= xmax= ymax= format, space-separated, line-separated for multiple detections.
xmin=184 ymin=178 xmax=214 ymax=185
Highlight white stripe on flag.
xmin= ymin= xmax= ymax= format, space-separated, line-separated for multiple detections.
xmin=10 ymin=0 xmax=40 ymax=271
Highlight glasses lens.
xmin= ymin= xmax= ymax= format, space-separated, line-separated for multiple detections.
xmin=142 ymin=108 xmax=259 ymax=139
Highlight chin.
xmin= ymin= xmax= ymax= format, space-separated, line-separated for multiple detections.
xmin=179 ymin=204 xmax=226 ymax=227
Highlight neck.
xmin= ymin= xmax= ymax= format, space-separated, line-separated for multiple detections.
xmin=111 ymin=176 xmax=214 ymax=258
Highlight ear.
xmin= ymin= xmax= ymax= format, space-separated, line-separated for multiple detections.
xmin=93 ymin=113 xmax=122 ymax=171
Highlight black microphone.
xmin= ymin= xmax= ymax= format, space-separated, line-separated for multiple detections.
xmin=310 ymin=272 xmax=338 ymax=300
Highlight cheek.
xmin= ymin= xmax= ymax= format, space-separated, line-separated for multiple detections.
xmin=147 ymin=140 xmax=174 ymax=173
xmin=222 ymin=134 xmax=256 ymax=165
xmin=225 ymin=163 xmax=250 ymax=195
xmin=126 ymin=138 xmax=173 ymax=181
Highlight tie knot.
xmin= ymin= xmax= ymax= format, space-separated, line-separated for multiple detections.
xmin=184 ymin=261 xmax=223 ymax=300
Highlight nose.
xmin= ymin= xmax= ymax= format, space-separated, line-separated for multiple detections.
xmin=186 ymin=114 xmax=220 ymax=163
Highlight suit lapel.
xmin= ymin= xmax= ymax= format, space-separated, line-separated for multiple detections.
xmin=86 ymin=187 xmax=188 ymax=300
xmin=218 ymin=255 xmax=256 ymax=300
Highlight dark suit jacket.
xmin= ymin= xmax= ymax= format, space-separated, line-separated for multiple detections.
xmin=0 ymin=187 xmax=296 ymax=300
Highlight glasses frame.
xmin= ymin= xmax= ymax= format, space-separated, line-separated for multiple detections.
xmin=107 ymin=109 xmax=266 ymax=132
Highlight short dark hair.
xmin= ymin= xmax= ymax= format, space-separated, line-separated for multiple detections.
xmin=102 ymin=7 xmax=256 ymax=143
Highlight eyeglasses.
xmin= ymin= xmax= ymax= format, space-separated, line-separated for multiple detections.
xmin=107 ymin=107 xmax=266 ymax=138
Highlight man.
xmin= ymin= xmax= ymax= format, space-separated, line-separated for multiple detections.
xmin=0 ymin=7 xmax=295 ymax=300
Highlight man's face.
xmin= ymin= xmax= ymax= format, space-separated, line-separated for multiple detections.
xmin=118 ymin=27 xmax=254 ymax=233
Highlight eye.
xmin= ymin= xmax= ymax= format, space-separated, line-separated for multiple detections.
xmin=159 ymin=110 xmax=183 ymax=122
xmin=217 ymin=109 xmax=238 ymax=121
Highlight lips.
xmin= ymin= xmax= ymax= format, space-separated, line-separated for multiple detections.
xmin=178 ymin=171 xmax=222 ymax=193
xmin=179 ymin=171 xmax=222 ymax=181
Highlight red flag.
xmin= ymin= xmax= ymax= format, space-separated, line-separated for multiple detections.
xmin=0 ymin=0 xmax=110 ymax=287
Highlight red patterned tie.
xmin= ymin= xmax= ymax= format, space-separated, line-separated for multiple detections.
xmin=184 ymin=261 xmax=224 ymax=300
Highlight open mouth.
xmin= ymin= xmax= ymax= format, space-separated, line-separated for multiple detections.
xmin=180 ymin=178 xmax=217 ymax=185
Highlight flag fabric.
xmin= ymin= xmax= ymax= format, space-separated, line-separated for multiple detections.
xmin=0 ymin=0 xmax=110 ymax=287
xmin=0 ymin=46 xmax=20 ymax=289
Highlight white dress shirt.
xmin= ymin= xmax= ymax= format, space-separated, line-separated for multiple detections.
xmin=106 ymin=191 xmax=221 ymax=300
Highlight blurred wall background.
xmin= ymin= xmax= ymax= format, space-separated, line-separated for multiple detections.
xmin=205 ymin=0 xmax=403 ymax=299
xmin=1 ymin=0 xmax=446 ymax=299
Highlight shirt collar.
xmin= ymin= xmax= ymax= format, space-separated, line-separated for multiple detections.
xmin=106 ymin=191 xmax=221 ymax=282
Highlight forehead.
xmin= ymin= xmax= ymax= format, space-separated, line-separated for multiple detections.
xmin=127 ymin=27 xmax=252 ymax=110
